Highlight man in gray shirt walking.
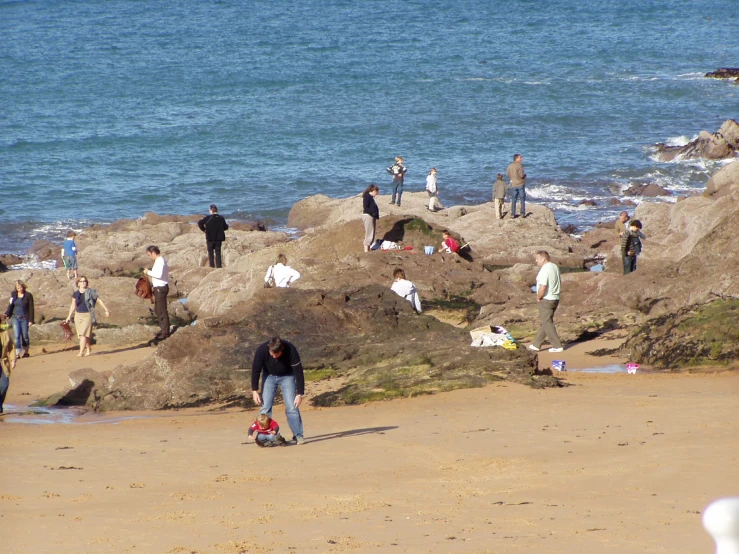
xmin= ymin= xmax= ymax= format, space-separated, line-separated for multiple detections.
xmin=528 ymin=250 xmax=564 ymax=353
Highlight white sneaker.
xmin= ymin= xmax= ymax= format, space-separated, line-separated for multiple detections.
xmin=549 ymin=347 xmax=564 ymax=353
xmin=527 ymin=344 xmax=540 ymax=352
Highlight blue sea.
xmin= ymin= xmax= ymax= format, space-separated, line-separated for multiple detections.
xmin=1 ymin=0 xmax=738 ymax=255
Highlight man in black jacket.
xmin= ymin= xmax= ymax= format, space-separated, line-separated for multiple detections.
xmin=197 ymin=204 xmax=229 ymax=268
xmin=251 ymin=336 xmax=305 ymax=445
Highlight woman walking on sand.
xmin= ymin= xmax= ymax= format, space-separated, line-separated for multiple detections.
xmin=5 ymin=280 xmax=34 ymax=359
xmin=65 ymin=276 xmax=110 ymax=357
xmin=362 ymin=184 xmax=380 ymax=252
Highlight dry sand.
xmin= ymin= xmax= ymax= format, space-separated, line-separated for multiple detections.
xmin=1 ymin=337 xmax=738 ymax=554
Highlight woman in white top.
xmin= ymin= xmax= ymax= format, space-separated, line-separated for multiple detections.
xmin=265 ymin=254 xmax=301 ymax=288
xmin=390 ymin=268 xmax=422 ymax=313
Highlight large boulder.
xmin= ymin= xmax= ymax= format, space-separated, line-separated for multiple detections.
xmin=705 ymin=160 xmax=739 ymax=196
xmin=654 ymin=120 xmax=739 ymax=161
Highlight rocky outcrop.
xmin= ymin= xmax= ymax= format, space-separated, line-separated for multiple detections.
xmin=617 ymin=299 xmax=739 ymax=369
xmin=19 ymin=157 xmax=739 ymax=409
xmin=706 ymin=160 xmax=739 ymax=197
xmin=623 ymin=183 xmax=671 ymax=197
xmin=705 ymin=68 xmax=739 ymax=83
xmin=98 ymin=286 xmax=555 ymax=411
xmin=654 ymin=120 xmax=739 ymax=161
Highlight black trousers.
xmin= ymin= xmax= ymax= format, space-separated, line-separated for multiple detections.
xmin=207 ymin=241 xmax=223 ymax=268
xmin=153 ymin=285 xmax=170 ymax=338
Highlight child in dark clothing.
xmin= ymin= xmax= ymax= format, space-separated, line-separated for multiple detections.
xmin=247 ymin=413 xmax=288 ymax=447
xmin=621 ymin=219 xmax=646 ymax=274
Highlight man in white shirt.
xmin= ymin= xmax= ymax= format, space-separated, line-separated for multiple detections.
xmin=528 ymin=250 xmax=564 ymax=353
xmin=145 ymin=245 xmax=170 ymax=340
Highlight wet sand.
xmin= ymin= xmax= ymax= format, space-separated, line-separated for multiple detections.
xmin=1 ymin=338 xmax=738 ymax=553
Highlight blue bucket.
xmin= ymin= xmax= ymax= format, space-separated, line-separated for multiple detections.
xmin=424 ymin=246 xmax=435 ymax=255
xmin=551 ymin=360 xmax=566 ymax=372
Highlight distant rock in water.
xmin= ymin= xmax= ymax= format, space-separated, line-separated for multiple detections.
xmin=654 ymin=119 xmax=739 ymax=161
xmin=705 ymin=68 xmax=739 ymax=83
xmin=623 ymin=183 xmax=671 ymax=197
xmin=0 ymin=254 xmax=23 ymax=272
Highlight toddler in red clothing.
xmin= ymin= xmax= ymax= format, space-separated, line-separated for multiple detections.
xmin=248 ymin=413 xmax=288 ymax=447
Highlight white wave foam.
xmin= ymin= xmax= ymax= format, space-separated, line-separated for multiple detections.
xmin=9 ymin=259 xmax=58 ymax=271
xmin=664 ymin=135 xmax=693 ymax=147
xmin=676 ymin=72 xmax=706 ymax=80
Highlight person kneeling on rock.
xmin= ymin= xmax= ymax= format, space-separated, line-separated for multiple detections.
xmin=247 ymin=412 xmax=288 ymax=447
xmin=391 ymin=268 xmax=422 ymax=313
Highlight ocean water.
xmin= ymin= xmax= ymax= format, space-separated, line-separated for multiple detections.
xmin=1 ymin=0 xmax=738 ymax=254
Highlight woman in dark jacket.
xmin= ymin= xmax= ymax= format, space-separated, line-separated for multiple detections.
xmin=5 ymin=280 xmax=34 ymax=358
xmin=362 ymin=184 xmax=380 ymax=252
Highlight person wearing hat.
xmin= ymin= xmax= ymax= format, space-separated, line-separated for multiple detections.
xmin=197 ymin=204 xmax=229 ymax=268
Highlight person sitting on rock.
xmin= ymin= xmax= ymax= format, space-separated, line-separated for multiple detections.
xmin=391 ymin=268 xmax=422 ymax=313
xmin=264 ymin=254 xmax=301 ymax=288
xmin=621 ymin=219 xmax=645 ymax=274
xmin=441 ymin=230 xmax=459 ymax=254
xmin=247 ymin=412 xmax=288 ymax=447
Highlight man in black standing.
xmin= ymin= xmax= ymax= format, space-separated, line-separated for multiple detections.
xmin=198 ymin=204 xmax=229 ymax=268
xmin=251 ymin=336 xmax=305 ymax=445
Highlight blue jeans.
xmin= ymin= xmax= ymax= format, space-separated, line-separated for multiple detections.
xmin=256 ymin=432 xmax=279 ymax=444
xmin=0 ymin=367 xmax=9 ymax=412
xmin=260 ymin=374 xmax=303 ymax=439
xmin=391 ymin=182 xmax=403 ymax=205
xmin=510 ymin=187 xmax=526 ymax=217
xmin=11 ymin=317 xmax=29 ymax=354
xmin=623 ymin=255 xmax=637 ymax=274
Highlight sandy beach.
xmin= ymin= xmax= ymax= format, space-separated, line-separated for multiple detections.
xmin=1 ymin=337 xmax=737 ymax=554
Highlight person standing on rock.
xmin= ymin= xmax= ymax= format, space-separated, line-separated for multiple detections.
xmin=621 ymin=219 xmax=645 ymax=275
xmin=65 ymin=276 xmax=111 ymax=357
xmin=0 ymin=316 xmax=17 ymax=414
xmin=426 ymin=168 xmax=439 ymax=211
xmin=493 ymin=173 xmax=508 ymax=220
xmin=145 ymin=246 xmax=170 ymax=340
xmin=387 ymin=156 xmax=407 ymax=207
xmin=5 ymin=280 xmax=34 ymax=358
xmin=197 ymin=204 xmax=229 ymax=268
xmin=251 ymin=336 xmax=305 ymax=445
xmin=528 ymin=251 xmax=564 ymax=353
xmin=362 ymin=184 xmax=380 ymax=252
xmin=506 ymin=154 xmax=527 ymax=218
xmin=61 ymin=231 xmax=79 ymax=280
xmin=615 ymin=211 xmax=630 ymax=238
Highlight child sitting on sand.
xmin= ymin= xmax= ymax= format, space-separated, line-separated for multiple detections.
xmin=247 ymin=413 xmax=288 ymax=447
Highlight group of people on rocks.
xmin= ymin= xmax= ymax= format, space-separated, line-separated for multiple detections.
xmin=1 ymin=161 xmax=646 ymax=436
xmin=364 ymin=154 xmax=531 ymax=252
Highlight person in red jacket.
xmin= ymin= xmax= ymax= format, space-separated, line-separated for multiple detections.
xmin=246 ymin=413 xmax=288 ymax=447
xmin=441 ymin=230 xmax=459 ymax=254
